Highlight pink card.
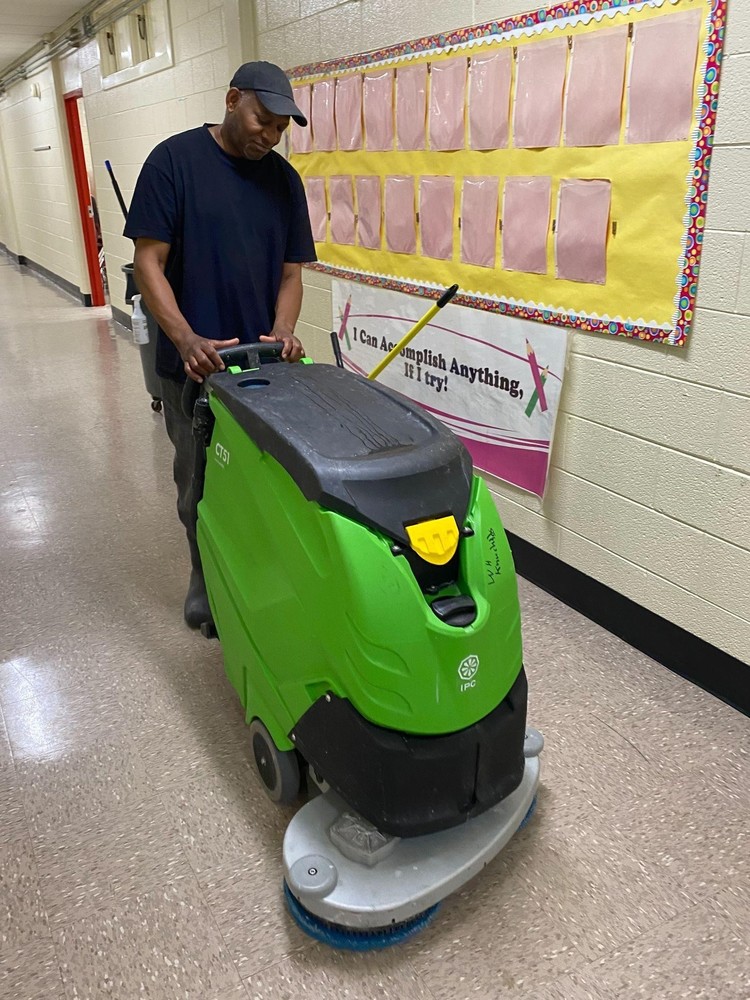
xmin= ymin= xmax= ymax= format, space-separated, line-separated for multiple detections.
xmin=305 ymin=177 xmax=327 ymax=243
xmin=291 ymin=85 xmax=312 ymax=154
xmin=564 ymin=27 xmax=628 ymax=147
xmin=420 ymin=177 xmax=455 ymax=260
xmin=556 ymin=179 xmax=612 ymax=285
xmin=335 ymin=74 xmax=363 ymax=151
xmin=460 ymin=176 xmax=499 ymax=268
xmin=396 ymin=64 xmax=427 ymax=151
xmin=385 ymin=176 xmax=416 ymax=254
xmin=513 ymin=38 xmax=568 ymax=149
xmin=363 ymin=70 xmax=394 ymax=151
xmin=312 ymin=79 xmax=336 ymax=151
xmin=469 ymin=50 xmax=512 ymax=151
xmin=329 ymin=175 xmax=355 ymax=245
xmin=502 ymin=176 xmax=552 ymax=275
xmin=356 ymin=176 xmax=382 ymax=249
xmin=429 ymin=57 xmax=467 ymax=151
xmin=627 ymin=10 xmax=702 ymax=144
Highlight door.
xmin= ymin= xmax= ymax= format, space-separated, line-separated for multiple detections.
xmin=63 ymin=91 xmax=106 ymax=306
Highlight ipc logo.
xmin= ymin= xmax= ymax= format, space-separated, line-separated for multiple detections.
xmin=458 ymin=655 xmax=479 ymax=692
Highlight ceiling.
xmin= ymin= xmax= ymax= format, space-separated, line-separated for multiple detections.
xmin=0 ymin=2 xmax=86 ymax=74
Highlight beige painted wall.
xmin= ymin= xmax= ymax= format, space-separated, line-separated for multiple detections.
xmin=0 ymin=67 xmax=86 ymax=289
xmin=0 ymin=0 xmax=746 ymax=664
xmin=258 ymin=0 xmax=750 ymax=665
xmin=77 ymin=0 xmax=232 ymax=310
xmin=0 ymin=121 xmax=19 ymax=250
xmin=0 ymin=0 xmax=236 ymax=302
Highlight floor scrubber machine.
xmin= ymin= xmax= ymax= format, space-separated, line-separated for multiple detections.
xmin=184 ymin=290 xmax=543 ymax=949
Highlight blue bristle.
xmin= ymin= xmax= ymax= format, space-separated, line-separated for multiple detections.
xmin=283 ymin=882 xmax=440 ymax=951
xmin=518 ymin=795 xmax=538 ymax=831
xmin=284 ymin=794 xmax=538 ymax=950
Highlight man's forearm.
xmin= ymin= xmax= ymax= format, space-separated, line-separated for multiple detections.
xmin=272 ymin=268 xmax=303 ymax=336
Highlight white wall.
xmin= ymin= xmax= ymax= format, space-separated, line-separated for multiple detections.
xmin=77 ymin=0 xmax=232 ymax=310
xmin=0 ymin=0 xmax=235 ymax=307
xmin=0 ymin=68 xmax=85 ymax=289
xmin=0 ymin=119 xmax=19 ymax=250
xmin=258 ymin=0 xmax=750 ymax=666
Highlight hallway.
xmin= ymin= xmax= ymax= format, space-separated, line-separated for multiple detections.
xmin=0 ymin=254 xmax=749 ymax=1000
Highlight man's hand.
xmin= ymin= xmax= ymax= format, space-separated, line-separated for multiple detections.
xmin=177 ymin=332 xmax=240 ymax=383
xmin=260 ymin=329 xmax=305 ymax=362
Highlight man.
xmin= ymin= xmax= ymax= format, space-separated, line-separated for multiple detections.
xmin=124 ymin=62 xmax=316 ymax=627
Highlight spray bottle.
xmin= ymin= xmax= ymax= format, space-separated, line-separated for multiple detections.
xmin=131 ymin=294 xmax=149 ymax=346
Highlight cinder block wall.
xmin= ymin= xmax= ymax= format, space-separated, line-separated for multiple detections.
xmin=257 ymin=0 xmax=750 ymax=664
xmin=77 ymin=0 xmax=232 ymax=311
xmin=0 ymin=68 xmax=85 ymax=290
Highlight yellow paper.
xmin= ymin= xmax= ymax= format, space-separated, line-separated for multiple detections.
xmin=290 ymin=0 xmax=714 ymax=342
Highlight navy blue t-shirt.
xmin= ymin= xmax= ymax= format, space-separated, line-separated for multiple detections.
xmin=124 ymin=125 xmax=316 ymax=380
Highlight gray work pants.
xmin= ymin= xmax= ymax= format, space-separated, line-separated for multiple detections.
xmin=159 ymin=376 xmax=202 ymax=574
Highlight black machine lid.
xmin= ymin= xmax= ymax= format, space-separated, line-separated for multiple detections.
xmin=208 ymin=363 xmax=473 ymax=545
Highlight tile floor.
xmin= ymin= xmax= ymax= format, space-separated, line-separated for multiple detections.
xmin=0 ymin=253 xmax=748 ymax=1000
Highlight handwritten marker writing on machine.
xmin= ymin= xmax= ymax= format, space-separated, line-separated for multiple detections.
xmin=367 ymin=284 xmax=459 ymax=381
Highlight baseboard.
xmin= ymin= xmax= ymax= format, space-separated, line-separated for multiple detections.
xmin=1 ymin=247 xmax=87 ymax=303
xmin=22 ymin=256 xmax=85 ymax=302
xmin=507 ymin=532 xmax=749 ymax=716
xmin=0 ymin=242 xmax=21 ymax=263
xmin=111 ymin=305 xmax=132 ymax=333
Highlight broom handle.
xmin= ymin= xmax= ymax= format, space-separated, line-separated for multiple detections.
xmin=367 ymin=284 xmax=458 ymax=381
xmin=105 ymin=160 xmax=129 ymax=221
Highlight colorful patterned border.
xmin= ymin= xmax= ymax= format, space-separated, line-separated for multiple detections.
xmin=307 ymin=262 xmax=671 ymax=339
xmin=288 ymin=1 xmax=646 ymax=81
xmin=291 ymin=0 xmax=727 ymax=347
xmin=678 ymin=0 xmax=726 ymax=347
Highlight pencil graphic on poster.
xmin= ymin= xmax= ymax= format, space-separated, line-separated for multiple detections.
xmin=525 ymin=340 xmax=548 ymax=412
xmin=525 ymin=367 xmax=549 ymax=417
xmin=338 ymin=295 xmax=352 ymax=349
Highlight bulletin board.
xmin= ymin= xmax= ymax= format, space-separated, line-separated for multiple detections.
xmin=287 ymin=0 xmax=726 ymax=347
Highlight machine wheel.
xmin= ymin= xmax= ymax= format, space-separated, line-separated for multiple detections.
xmin=151 ymin=397 xmax=162 ymax=413
xmin=249 ymin=719 xmax=301 ymax=805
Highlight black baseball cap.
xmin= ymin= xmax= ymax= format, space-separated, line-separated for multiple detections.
xmin=230 ymin=61 xmax=307 ymax=126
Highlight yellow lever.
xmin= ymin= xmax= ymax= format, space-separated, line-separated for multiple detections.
xmin=405 ymin=515 xmax=460 ymax=566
